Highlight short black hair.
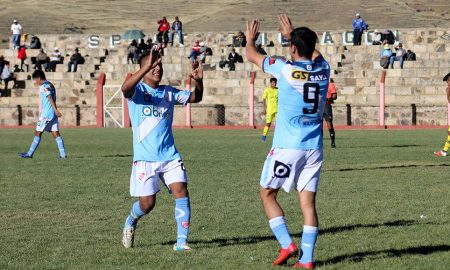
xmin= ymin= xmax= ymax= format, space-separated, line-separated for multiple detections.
xmin=270 ymin=78 xmax=277 ymax=83
xmin=32 ymin=70 xmax=46 ymax=80
xmin=138 ymin=49 xmax=162 ymax=67
xmin=290 ymin=27 xmax=318 ymax=59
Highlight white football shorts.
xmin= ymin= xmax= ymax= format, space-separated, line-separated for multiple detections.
xmin=260 ymin=148 xmax=323 ymax=193
xmin=36 ymin=117 xmax=59 ymax=132
xmin=130 ymin=158 xmax=188 ymax=197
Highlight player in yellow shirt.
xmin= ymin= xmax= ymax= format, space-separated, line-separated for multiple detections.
xmin=434 ymin=72 xmax=450 ymax=156
xmin=261 ymin=78 xmax=278 ymax=142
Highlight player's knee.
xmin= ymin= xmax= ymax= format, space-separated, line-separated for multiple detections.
xmin=170 ymin=183 xmax=188 ymax=198
xmin=259 ymin=188 xmax=277 ymax=201
xmin=139 ymin=198 xmax=156 ymax=213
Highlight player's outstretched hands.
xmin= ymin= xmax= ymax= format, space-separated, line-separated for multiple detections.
xmin=246 ymin=19 xmax=260 ymax=43
xmin=190 ymin=60 xmax=203 ymax=81
xmin=279 ymin=14 xmax=294 ymax=40
xmin=143 ymin=48 xmax=162 ymax=71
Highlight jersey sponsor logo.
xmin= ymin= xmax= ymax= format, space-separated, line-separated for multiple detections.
xmin=309 ymin=74 xmax=328 ymax=81
xmin=291 ymin=70 xmax=309 ymax=81
xmin=142 ymin=105 xmax=168 ymax=118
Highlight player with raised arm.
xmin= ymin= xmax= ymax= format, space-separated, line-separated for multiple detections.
xmin=120 ymin=48 xmax=203 ymax=251
xmin=246 ymin=15 xmax=329 ymax=268
xmin=434 ymin=72 xmax=450 ymax=157
xmin=19 ymin=70 xmax=66 ymax=159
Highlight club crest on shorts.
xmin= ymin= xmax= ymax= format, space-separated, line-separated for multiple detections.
xmin=273 ymin=160 xmax=291 ymax=178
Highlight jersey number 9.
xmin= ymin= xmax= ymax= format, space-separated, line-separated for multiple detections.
xmin=303 ymin=83 xmax=320 ymax=114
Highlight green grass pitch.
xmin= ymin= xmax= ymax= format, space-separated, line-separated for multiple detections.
xmin=0 ymin=128 xmax=449 ymax=269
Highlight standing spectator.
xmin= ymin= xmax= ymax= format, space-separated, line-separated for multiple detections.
xmin=67 ymin=48 xmax=83 ymax=72
xmin=146 ymin=38 xmax=153 ymax=48
xmin=28 ymin=35 xmax=41 ymax=49
xmin=434 ymin=72 xmax=450 ymax=156
xmin=1 ymin=61 xmax=17 ymax=97
xmin=390 ymin=43 xmax=406 ymax=69
xmin=35 ymin=49 xmax=49 ymax=70
xmin=169 ymin=16 xmax=184 ymax=47
xmin=10 ymin=19 xmax=22 ymax=49
xmin=323 ymin=78 xmax=338 ymax=148
xmin=137 ymin=39 xmax=149 ymax=58
xmin=17 ymin=45 xmax=28 ymax=72
xmin=127 ymin=40 xmax=138 ymax=64
xmin=47 ymin=48 xmax=61 ymax=72
xmin=261 ymin=78 xmax=278 ymax=142
xmin=380 ymin=42 xmax=392 ymax=69
xmin=157 ymin=17 xmax=170 ymax=46
xmin=227 ymin=48 xmax=243 ymax=71
xmin=352 ymin=13 xmax=367 ymax=46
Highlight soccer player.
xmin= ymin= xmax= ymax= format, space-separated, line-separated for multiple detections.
xmin=246 ymin=15 xmax=329 ymax=269
xmin=120 ymin=48 xmax=203 ymax=251
xmin=323 ymin=78 xmax=337 ymax=148
xmin=261 ymin=78 xmax=278 ymax=142
xmin=434 ymin=72 xmax=450 ymax=156
xmin=19 ymin=70 xmax=66 ymax=159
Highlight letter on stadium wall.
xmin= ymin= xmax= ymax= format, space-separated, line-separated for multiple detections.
xmin=110 ymin=35 xmax=121 ymax=48
xmin=88 ymin=35 xmax=100 ymax=48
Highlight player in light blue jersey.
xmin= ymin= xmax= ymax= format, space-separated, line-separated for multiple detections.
xmin=246 ymin=15 xmax=329 ymax=268
xmin=19 ymin=70 xmax=66 ymax=159
xmin=120 ymin=48 xmax=203 ymax=252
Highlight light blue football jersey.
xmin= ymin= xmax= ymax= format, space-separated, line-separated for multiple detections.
xmin=39 ymin=81 xmax=57 ymax=119
xmin=127 ymin=82 xmax=191 ymax=162
xmin=262 ymin=55 xmax=330 ymax=150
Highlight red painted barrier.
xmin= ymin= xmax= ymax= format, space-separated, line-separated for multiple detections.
xmin=123 ymin=73 xmax=132 ymax=128
xmin=96 ymin=73 xmax=106 ymax=128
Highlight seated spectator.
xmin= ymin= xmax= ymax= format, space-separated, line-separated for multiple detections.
xmin=0 ymin=56 xmax=6 ymax=76
xmin=17 ymin=45 xmax=28 ymax=72
xmin=137 ymin=38 xmax=149 ymax=58
xmin=405 ymin=49 xmax=416 ymax=61
xmin=381 ymin=30 xmax=396 ymax=45
xmin=371 ymin=29 xmax=382 ymax=45
xmin=35 ymin=49 xmax=49 ymax=70
xmin=1 ymin=61 xmax=17 ymax=97
xmin=127 ymin=40 xmax=138 ymax=64
xmin=256 ymin=44 xmax=267 ymax=55
xmin=232 ymin=31 xmax=247 ymax=47
xmin=227 ymin=48 xmax=243 ymax=71
xmin=390 ymin=43 xmax=406 ymax=69
xmin=67 ymin=48 xmax=84 ymax=72
xmin=380 ymin=41 xmax=392 ymax=69
xmin=169 ymin=16 xmax=184 ymax=47
xmin=187 ymin=40 xmax=202 ymax=62
xmin=157 ymin=17 xmax=170 ymax=46
xmin=47 ymin=47 xmax=62 ymax=72
xmin=28 ymin=35 xmax=41 ymax=49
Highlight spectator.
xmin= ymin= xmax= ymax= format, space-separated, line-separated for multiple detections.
xmin=47 ymin=48 xmax=61 ymax=72
xmin=187 ymin=40 xmax=202 ymax=62
xmin=28 ymin=35 xmax=41 ymax=49
xmin=0 ymin=56 xmax=6 ymax=76
xmin=381 ymin=30 xmax=396 ymax=45
xmin=371 ymin=29 xmax=382 ymax=45
xmin=67 ymin=48 xmax=83 ymax=72
xmin=233 ymin=31 xmax=247 ymax=47
xmin=17 ymin=45 xmax=28 ymax=72
xmin=227 ymin=48 xmax=243 ymax=71
xmin=10 ymin=19 xmax=22 ymax=49
xmin=35 ymin=49 xmax=49 ymax=70
xmin=1 ymin=61 xmax=17 ymax=97
xmin=380 ymin=42 xmax=392 ymax=69
xmin=146 ymin=38 xmax=153 ymax=48
xmin=127 ymin=40 xmax=138 ymax=64
xmin=256 ymin=44 xmax=267 ymax=55
xmin=157 ymin=17 xmax=170 ymax=46
xmin=405 ymin=49 xmax=416 ymax=61
xmin=390 ymin=43 xmax=406 ymax=69
xmin=169 ymin=16 xmax=184 ymax=47
xmin=352 ymin=13 xmax=367 ymax=46
xmin=137 ymin=39 xmax=149 ymax=58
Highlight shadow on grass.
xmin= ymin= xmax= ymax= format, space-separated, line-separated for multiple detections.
xmin=316 ymin=244 xmax=450 ymax=266
xmin=390 ymin=144 xmax=422 ymax=148
xmin=327 ymin=163 xmax=450 ymax=172
xmin=161 ymin=219 xmax=431 ymax=247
